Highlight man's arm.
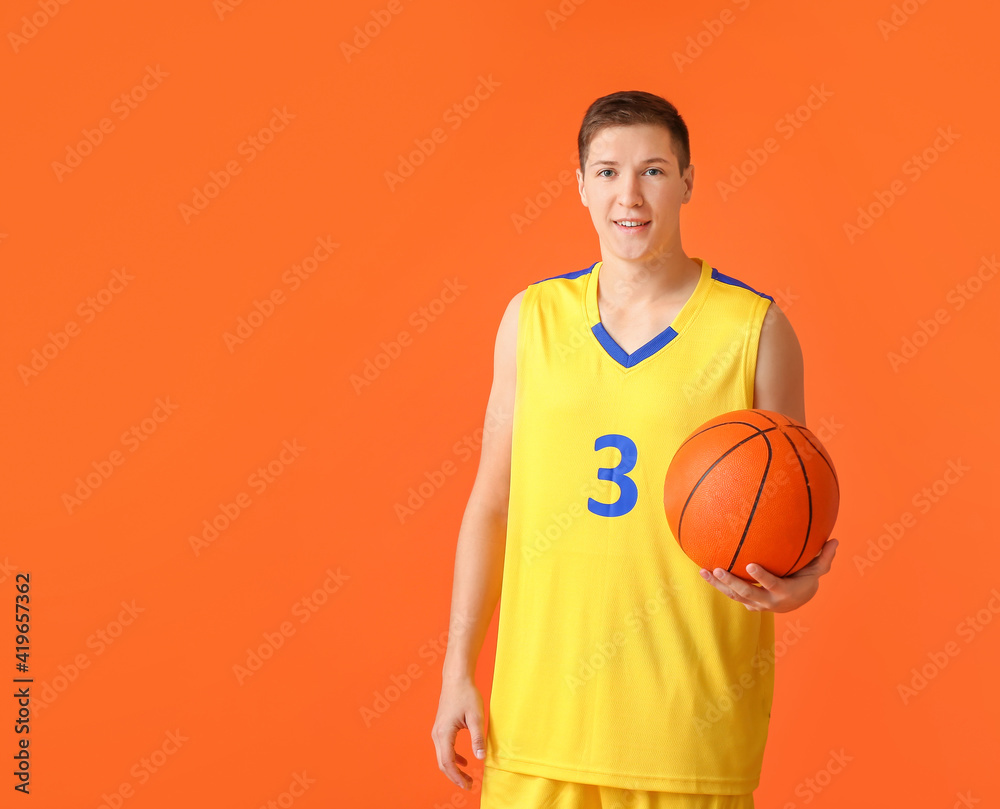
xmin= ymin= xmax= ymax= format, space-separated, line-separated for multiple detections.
xmin=440 ymin=289 xmax=523 ymax=681
xmin=432 ymin=290 xmax=523 ymax=789
xmin=753 ymin=302 xmax=806 ymax=424
xmin=701 ymin=299 xmax=839 ymax=611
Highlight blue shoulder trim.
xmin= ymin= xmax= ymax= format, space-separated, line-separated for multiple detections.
xmin=529 ymin=261 xmax=598 ymax=286
xmin=710 ymin=268 xmax=774 ymax=302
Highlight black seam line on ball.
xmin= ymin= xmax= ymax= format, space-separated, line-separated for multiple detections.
xmin=777 ymin=429 xmax=814 ymax=577
xmin=788 ymin=425 xmax=840 ymax=491
xmin=677 ymin=426 xmax=771 ymax=552
xmin=728 ymin=431 xmax=772 ymax=572
xmin=675 ymin=419 xmax=774 ymax=454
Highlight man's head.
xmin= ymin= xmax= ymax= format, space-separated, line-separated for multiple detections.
xmin=575 ymin=91 xmax=694 ymax=266
xmin=577 ymin=90 xmax=690 ymax=178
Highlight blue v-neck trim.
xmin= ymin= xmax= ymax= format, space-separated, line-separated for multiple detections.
xmin=586 ymin=257 xmax=712 ymax=370
xmin=591 ymin=321 xmax=679 ymax=368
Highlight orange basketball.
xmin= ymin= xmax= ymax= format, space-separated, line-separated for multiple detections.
xmin=663 ymin=409 xmax=840 ymax=582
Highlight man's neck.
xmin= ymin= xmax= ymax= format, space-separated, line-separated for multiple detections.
xmin=597 ymin=249 xmax=701 ymax=311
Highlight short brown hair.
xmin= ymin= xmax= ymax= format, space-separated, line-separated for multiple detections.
xmin=578 ymin=90 xmax=690 ymax=176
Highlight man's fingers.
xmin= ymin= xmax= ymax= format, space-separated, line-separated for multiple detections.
xmin=799 ymin=539 xmax=837 ymax=577
xmin=722 ymin=575 xmax=756 ymax=600
xmin=444 ymin=757 xmax=468 ymax=790
xmin=706 ymin=567 xmax=769 ymax=609
xmin=432 ymin=723 xmax=469 ymax=790
xmin=814 ymin=537 xmax=838 ymax=563
xmin=745 ymin=563 xmax=780 ymax=591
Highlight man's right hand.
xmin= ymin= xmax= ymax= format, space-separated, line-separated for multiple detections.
xmin=431 ymin=676 xmax=487 ymax=791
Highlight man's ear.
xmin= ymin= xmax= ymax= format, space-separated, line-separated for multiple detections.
xmin=682 ymin=163 xmax=695 ymax=203
xmin=576 ymin=168 xmax=588 ymax=207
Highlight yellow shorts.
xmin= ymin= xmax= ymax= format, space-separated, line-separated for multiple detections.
xmin=480 ymin=765 xmax=755 ymax=809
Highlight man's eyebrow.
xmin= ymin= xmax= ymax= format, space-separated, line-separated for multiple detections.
xmin=590 ymin=157 xmax=672 ymax=167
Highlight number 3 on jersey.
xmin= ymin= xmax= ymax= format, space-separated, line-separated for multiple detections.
xmin=587 ymin=433 xmax=639 ymax=517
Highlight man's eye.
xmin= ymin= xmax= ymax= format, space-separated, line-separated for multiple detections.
xmin=596 ymin=168 xmax=663 ymax=177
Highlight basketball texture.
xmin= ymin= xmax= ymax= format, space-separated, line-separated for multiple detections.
xmin=663 ymin=409 xmax=839 ymax=582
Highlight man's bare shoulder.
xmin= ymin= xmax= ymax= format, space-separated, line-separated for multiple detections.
xmin=497 ymin=289 xmax=526 ymax=338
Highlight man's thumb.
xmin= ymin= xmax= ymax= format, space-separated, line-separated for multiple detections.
xmin=468 ymin=715 xmax=486 ymax=759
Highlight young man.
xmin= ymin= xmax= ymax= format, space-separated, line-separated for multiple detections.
xmin=431 ymin=90 xmax=838 ymax=808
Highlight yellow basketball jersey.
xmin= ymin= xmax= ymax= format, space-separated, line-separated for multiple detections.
xmin=484 ymin=256 xmax=776 ymax=794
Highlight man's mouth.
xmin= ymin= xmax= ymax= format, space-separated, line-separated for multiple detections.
xmin=613 ymin=219 xmax=650 ymax=232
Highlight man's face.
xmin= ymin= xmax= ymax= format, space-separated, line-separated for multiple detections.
xmin=576 ymin=123 xmax=694 ymax=265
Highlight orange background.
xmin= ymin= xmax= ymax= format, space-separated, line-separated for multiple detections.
xmin=2 ymin=0 xmax=998 ymax=806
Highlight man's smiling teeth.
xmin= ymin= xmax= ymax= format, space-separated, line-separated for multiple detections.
xmin=615 ymin=220 xmax=648 ymax=227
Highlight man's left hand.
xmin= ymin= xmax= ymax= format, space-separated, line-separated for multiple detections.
xmin=699 ymin=538 xmax=839 ymax=613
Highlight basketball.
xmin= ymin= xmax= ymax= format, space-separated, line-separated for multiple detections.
xmin=663 ymin=409 xmax=840 ymax=582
